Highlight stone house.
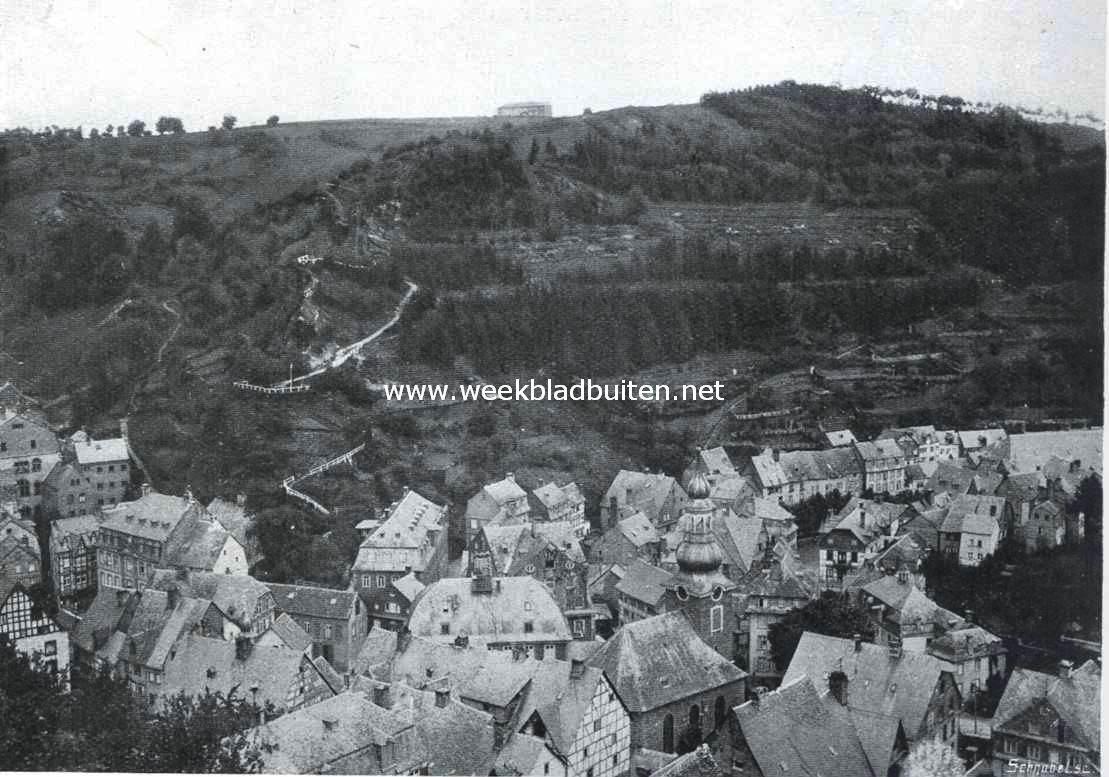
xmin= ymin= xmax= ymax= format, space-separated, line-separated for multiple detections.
xmin=854 ymin=439 xmax=907 ymax=495
xmin=0 ymin=412 xmax=61 ymax=520
xmin=601 ymin=470 xmax=688 ymax=531
xmin=266 ymin=583 xmax=368 ymax=673
xmin=529 ymin=481 xmax=587 ymax=536
xmin=49 ymin=513 xmax=102 ymax=599
xmin=742 ymin=447 xmax=863 ymax=505
xmin=466 ymin=473 xmax=529 ymax=540
xmin=588 ymin=610 xmax=747 ymax=754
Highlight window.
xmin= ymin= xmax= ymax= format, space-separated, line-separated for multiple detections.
xmin=17 ymin=479 xmax=29 ymax=497
xmin=108 ymin=465 xmax=115 ymax=472
xmin=29 ymin=439 xmax=35 ymax=449
xmin=361 ymin=574 xmax=370 ymax=588
xmin=323 ymin=624 xmax=333 ymax=639
xmin=376 ymin=575 xmax=386 ymax=588
xmin=31 ymin=458 xmax=41 ymax=472
xmin=440 ymin=623 xmax=450 ymax=635
xmin=524 ymin=621 xmax=534 ymax=634
xmin=711 ymin=605 xmax=724 ymax=633
xmin=662 ymin=714 xmax=675 ymax=753
xmin=594 ymin=719 xmax=601 ymax=733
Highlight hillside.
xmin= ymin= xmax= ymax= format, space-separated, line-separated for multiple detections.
xmin=1 ymin=81 xmax=1102 ymax=584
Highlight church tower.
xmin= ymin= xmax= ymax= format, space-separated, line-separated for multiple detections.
xmin=663 ymin=472 xmax=738 ymax=661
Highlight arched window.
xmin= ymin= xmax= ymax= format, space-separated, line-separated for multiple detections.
xmin=662 ymin=713 xmax=674 ymax=753
xmin=17 ymin=479 xmax=30 ymax=497
xmin=31 ymin=458 xmax=41 ymax=472
xmin=714 ymin=696 xmax=727 ymax=729
xmin=689 ymin=704 xmax=701 ymax=731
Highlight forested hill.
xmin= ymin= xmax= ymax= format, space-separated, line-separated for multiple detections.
xmin=0 ymin=81 xmax=1102 ymax=529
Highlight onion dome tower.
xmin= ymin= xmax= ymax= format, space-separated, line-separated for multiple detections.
xmin=668 ymin=473 xmax=735 ymax=601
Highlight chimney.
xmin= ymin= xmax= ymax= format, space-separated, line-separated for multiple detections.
xmin=236 ymin=493 xmax=247 ymax=507
xmin=506 ymin=472 xmax=515 ymax=483
xmin=853 ymin=634 xmax=862 ymax=653
xmin=167 ymin=586 xmax=180 ymax=611
xmin=859 ymin=505 xmax=868 ymax=529
xmin=141 ymin=482 xmax=152 ymax=497
xmin=751 ymin=686 xmax=768 ymax=708
xmin=608 ymin=496 xmax=618 ymax=528
xmin=235 ymin=635 xmax=253 ymax=661
xmin=571 ymin=658 xmax=585 ymax=679
xmin=1058 ymin=660 xmax=1074 ymax=679
xmin=397 ymin=627 xmax=412 ymax=654
xmin=828 ymin=671 xmax=849 ymax=706
xmin=964 ymin=608 xmax=974 ymax=624
xmin=494 ymin=579 xmax=501 ymax=593
xmin=772 ymin=448 xmax=780 ymax=462
xmin=373 ymin=682 xmax=393 ymax=709
xmin=435 ymin=685 xmax=450 ymax=708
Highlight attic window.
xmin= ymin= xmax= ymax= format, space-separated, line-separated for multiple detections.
xmin=660 ymin=677 xmax=670 ymax=688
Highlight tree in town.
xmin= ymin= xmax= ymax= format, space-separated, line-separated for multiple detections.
xmin=768 ymin=591 xmax=874 ymax=671
xmin=904 ymin=737 xmax=964 ymax=777
xmin=156 ymin=116 xmax=186 ymax=134
xmin=116 ymin=125 xmax=126 ymax=137
xmin=266 ymin=115 xmax=280 ymax=127
xmin=1075 ymin=474 xmax=1102 ymax=540
xmin=126 ymin=119 xmax=146 ymax=137
xmin=222 ymin=114 xmax=237 ymax=131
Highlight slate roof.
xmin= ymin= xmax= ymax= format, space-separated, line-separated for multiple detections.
xmin=958 ymin=428 xmax=1008 ymax=451
xmin=993 ymin=660 xmax=1101 ymax=750
xmin=160 ymin=632 xmax=332 ymax=710
xmin=72 ymin=587 xmax=209 ymax=670
xmin=267 ymin=583 xmax=358 ymax=621
xmin=587 ymin=610 xmax=746 ymax=712
xmin=246 ymin=691 xmax=415 ymax=774
xmin=164 ymin=518 xmax=235 ymax=571
xmin=849 ymin=708 xmax=905 ymax=776
xmin=749 ymin=447 xmax=862 ymax=489
xmin=99 ymin=493 xmax=196 ymax=542
xmin=927 ymin=462 xmax=977 ymax=495
xmin=0 ymin=412 xmax=59 ymax=459
xmin=393 ymin=572 xmax=425 ymax=602
xmin=391 ymin=635 xmax=537 ymax=708
xmin=862 ymin=577 xmax=962 ymax=633
xmin=825 ymin=429 xmax=858 ymax=447
xmin=531 ymin=481 xmax=583 ymax=512
xmin=73 ymin=437 xmax=128 ymax=465
xmin=48 ymin=513 xmax=103 ymax=551
xmin=351 ymin=627 xmax=399 ymax=676
xmin=266 ymin=612 xmax=312 ymax=653
xmin=897 ymin=508 xmax=945 ymax=549
xmin=855 ymin=439 xmax=905 ymax=463
xmin=650 ymin=745 xmax=727 ymax=777
xmin=928 ymin=625 xmax=1005 ymax=662
xmin=206 ymin=497 xmax=262 ymax=566
xmin=939 ymin=494 xmax=1006 ymax=534
xmin=486 ymin=733 xmax=552 ymax=776
xmin=483 ymin=475 xmax=528 ymax=504
xmin=735 ymin=557 xmax=810 ymax=602
xmin=709 ymin=475 xmax=756 ymax=505
xmin=1007 ymin=430 xmax=1102 ymax=476
xmin=353 ymin=489 xmax=447 ymax=574
xmin=515 ymin=658 xmax=609 ymax=756
xmin=615 ymin=559 xmax=674 ymax=607
xmin=692 ymin=447 xmax=737 ymax=477
xmin=783 ymin=632 xmax=957 ymax=737
xmin=148 ymin=569 xmax=269 ymax=628
xmin=616 ymin=511 xmax=659 ymax=547
xmin=406 ymin=576 xmax=571 ymax=646
xmin=733 ymin=676 xmax=875 ymax=777
xmin=605 ymin=470 xmax=685 ymax=519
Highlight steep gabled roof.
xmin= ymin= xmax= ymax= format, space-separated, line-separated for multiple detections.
xmin=783 ymin=632 xmax=955 ymax=736
xmin=515 ymin=659 xmax=608 ymax=756
xmin=733 ymin=676 xmax=876 ymax=777
xmin=587 ymin=610 xmax=746 ymax=712
xmin=993 ymin=661 xmax=1101 ymax=749
xmin=148 ymin=569 xmax=270 ymax=628
xmin=266 ymin=612 xmax=312 ymax=653
xmin=616 ymin=511 xmax=660 ymax=547
xmin=615 ymin=559 xmax=674 ymax=607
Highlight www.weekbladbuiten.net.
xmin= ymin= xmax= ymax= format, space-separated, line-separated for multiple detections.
xmin=381 ymin=378 xmax=725 ymax=403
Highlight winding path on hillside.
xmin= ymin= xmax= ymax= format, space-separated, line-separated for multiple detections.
xmin=156 ymin=301 xmax=182 ymax=363
xmin=271 ymin=278 xmax=419 ymax=388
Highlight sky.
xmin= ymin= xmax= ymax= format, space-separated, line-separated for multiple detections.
xmin=1 ymin=0 xmax=1104 ymax=131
